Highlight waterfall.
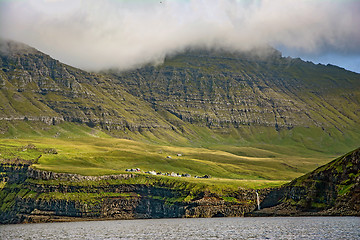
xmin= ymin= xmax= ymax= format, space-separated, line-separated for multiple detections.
xmin=255 ymin=191 xmax=260 ymax=210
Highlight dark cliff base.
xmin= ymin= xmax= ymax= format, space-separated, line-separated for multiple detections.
xmin=0 ymin=164 xmax=257 ymax=224
xmin=17 ymin=198 xmax=251 ymax=224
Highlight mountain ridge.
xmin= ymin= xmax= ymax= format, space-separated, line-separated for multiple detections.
xmin=1 ymin=39 xmax=360 ymax=154
xmin=109 ymin=48 xmax=360 ymax=130
xmin=0 ymin=40 xmax=184 ymax=136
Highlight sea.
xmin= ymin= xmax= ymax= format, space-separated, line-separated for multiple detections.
xmin=1 ymin=217 xmax=359 ymax=240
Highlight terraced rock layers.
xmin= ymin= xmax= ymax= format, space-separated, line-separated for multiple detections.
xmin=0 ymin=163 xmax=257 ymax=224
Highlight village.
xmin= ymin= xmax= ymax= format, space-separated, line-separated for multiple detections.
xmin=125 ymin=153 xmax=211 ymax=178
xmin=125 ymin=168 xmax=211 ymax=179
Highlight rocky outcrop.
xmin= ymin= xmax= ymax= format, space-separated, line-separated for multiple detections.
xmin=250 ymin=147 xmax=360 ymax=216
xmin=27 ymin=168 xmax=136 ymax=182
xmin=0 ymin=164 xmax=258 ymax=224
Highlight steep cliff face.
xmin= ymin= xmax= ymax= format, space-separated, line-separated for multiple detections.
xmin=2 ymin=40 xmax=360 ymax=137
xmin=0 ymin=164 xmax=258 ymax=224
xmin=110 ymin=49 xmax=360 ymax=131
xmin=0 ymin=40 xmax=176 ymax=133
xmin=254 ymin=147 xmax=360 ymax=216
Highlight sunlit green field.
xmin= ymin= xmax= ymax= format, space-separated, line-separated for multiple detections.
xmin=1 ymin=120 xmax=355 ymax=189
xmin=0 ymin=136 xmax=334 ymax=188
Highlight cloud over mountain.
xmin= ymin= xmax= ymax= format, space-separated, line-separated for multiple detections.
xmin=1 ymin=0 xmax=359 ymax=71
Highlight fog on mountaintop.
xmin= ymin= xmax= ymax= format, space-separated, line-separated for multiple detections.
xmin=1 ymin=0 xmax=359 ymax=71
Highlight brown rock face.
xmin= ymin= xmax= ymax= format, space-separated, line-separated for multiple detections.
xmin=0 ymin=164 xmax=258 ymax=224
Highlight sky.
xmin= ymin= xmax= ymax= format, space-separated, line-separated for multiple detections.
xmin=1 ymin=0 xmax=360 ymax=73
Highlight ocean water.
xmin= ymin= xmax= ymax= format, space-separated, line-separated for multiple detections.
xmin=1 ymin=217 xmax=359 ymax=240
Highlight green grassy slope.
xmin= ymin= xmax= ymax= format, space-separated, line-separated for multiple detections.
xmin=271 ymin=147 xmax=360 ymax=214
xmin=0 ymin=129 xmax=334 ymax=182
xmin=1 ymin=41 xmax=359 ymax=185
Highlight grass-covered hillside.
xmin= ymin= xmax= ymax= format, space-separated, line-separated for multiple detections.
xmin=0 ymin=120 xmax=336 ymax=186
xmin=256 ymin=147 xmax=360 ymax=216
xmin=1 ymin=40 xmax=360 ymax=185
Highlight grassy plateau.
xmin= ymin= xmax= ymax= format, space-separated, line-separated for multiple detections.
xmin=0 ymin=121 xmax=346 ymax=190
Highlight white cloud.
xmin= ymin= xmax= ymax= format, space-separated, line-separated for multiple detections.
xmin=1 ymin=0 xmax=359 ymax=71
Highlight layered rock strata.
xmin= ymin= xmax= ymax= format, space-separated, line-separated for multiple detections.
xmin=0 ymin=164 xmax=257 ymax=224
xmin=250 ymin=147 xmax=360 ymax=216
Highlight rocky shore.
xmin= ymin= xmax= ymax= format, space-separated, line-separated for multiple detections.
xmin=1 ymin=147 xmax=359 ymax=224
xmin=0 ymin=163 xmax=258 ymax=224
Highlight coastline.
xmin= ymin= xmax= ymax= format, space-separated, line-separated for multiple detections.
xmin=1 ymin=153 xmax=359 ymax=225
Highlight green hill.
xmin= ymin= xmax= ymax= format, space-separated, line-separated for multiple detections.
xmin=256 ymin=147 xmax=360 ymax=216
xmin=1 ymin=40 xmax=360 ymax=181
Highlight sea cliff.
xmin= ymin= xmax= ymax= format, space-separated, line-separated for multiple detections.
xmin=1 ymin=147 xmax=359 ymax=224
xmin=0 ymin=163 xmax=257 ymax=224
xmin=251 ymin=147 xmax=360 ymax=216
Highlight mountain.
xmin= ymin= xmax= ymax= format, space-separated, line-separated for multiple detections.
xmin=256 ymin=147 xmax=360 ymax=216
xmin=0 ymin=40 xmax=186 ymax=139
xmin=1 ymin=40 xmax=359 ymax=222
xmin=107 ymin=48 xmax=360 ymax=153
xmin=109 ymin=49 xmax=360 ymax=131
xmin=1 ymin=39 xmax=360 ymax=153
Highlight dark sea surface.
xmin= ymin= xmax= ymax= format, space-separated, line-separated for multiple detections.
xmin=1 ymin=217 xmax=359 ymax=240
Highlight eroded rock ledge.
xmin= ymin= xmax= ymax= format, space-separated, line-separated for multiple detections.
xmin=0 ymin=164 xmax=259 ymax=224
